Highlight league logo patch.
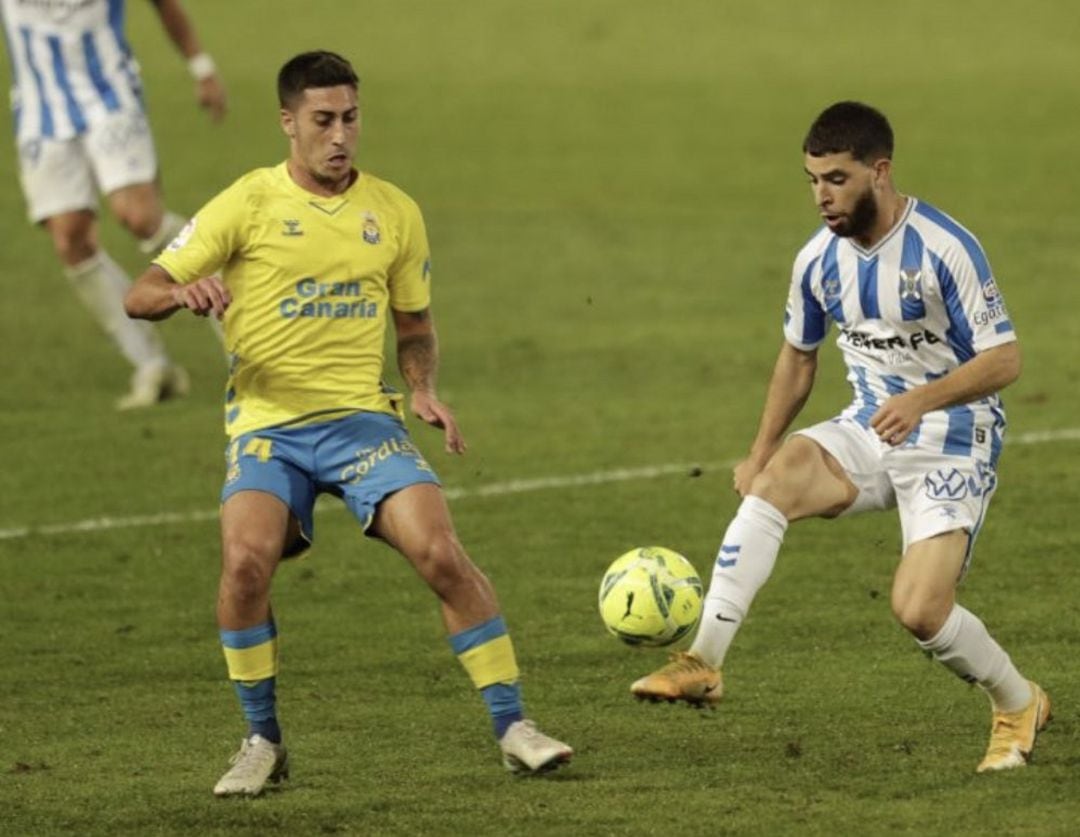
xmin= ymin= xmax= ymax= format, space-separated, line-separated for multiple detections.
xmin=899 ymin=269 xmax=923 ymax=301
xmin=361 ymin=211 xmax=381 ymax=245
xmin=924 ymin=468 xmax=968 ymax=500
xmin=981 ymin=277 xmax=1002 ymax=302
xmin=166 ymin=218 xmax=197 ymax=252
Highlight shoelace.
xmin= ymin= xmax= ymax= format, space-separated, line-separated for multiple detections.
xmin=226 ymin=740 xmax=277 ymax=778
xmin=514 ymin=720 xmax=543 ymax=741
xmin=985 ymin=714 xmax=1023 ymax=756
xmin=661 ymin=651 xmax=709 ymax=673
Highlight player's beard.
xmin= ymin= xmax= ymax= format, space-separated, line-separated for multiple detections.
xmin=833 ymin=187 xmax=878 ymax=239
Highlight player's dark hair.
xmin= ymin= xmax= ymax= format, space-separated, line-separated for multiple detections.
xmin=803 ymin=101 xmax=894 ymax=162
xmin=277 ymin=51 xmax=359 ymax=108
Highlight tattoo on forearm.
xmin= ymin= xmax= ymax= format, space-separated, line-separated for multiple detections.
xmin=398 ymin=333 xmax=437 ymax=392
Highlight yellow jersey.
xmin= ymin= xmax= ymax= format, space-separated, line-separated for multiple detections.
xmin=154 ymin=162 xmax=432 ymax=439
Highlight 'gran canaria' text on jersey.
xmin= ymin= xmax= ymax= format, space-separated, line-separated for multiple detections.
xmin=279 ymin=277 xmax=378 ymax=319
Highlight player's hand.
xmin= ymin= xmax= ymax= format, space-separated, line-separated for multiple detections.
xmin=870 ymin=390 xmax=927 ymax=446
xmin=196 ymin=75 xmax=227 ymax=122
xmin=171 ymin=275 xmax=230 ymax=319
xmin=411 ymin=391 xmax=467 ymax=454
xmin=732 ymin=453 xmax=769 ymax=497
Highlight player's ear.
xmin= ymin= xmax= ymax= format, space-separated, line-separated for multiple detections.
xmin=872 ymin=156 xmax=892 ymax=185
xmin=280 ymin=109 xmax=296 ymax=139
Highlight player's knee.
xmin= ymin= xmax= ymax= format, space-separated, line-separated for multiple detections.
xmin=415 ymin=532 xmax=476 ymax=592
xmin=221 ymin=540 xmax=276 ymax=605
xmin=746 ymin=462 xmax=802 ymax=516
xmin=747 ymin=467 xmax=782 ymax=503
xmin=115 ymin=207 xmax=161 ymax=240
xmin=47 ymin=219 xmax=97 ymax=265
xmin=890 ymin=590 xmax=948 ymax=640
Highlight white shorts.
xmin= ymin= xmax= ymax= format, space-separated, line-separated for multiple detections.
xmin=17 ymin=109 xmax=159 ymax=223
xmin=795 ymin=416 xmax=998 ymax=565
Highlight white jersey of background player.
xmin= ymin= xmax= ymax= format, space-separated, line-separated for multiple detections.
xmin=1 ymin=0 xmax=226 ymax=408
xmin=631 ymin=101 xmax=1050 ymax=775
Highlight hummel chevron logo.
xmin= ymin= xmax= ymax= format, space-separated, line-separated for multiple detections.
xmin=716 ymin=544 xmax=740 ymax=568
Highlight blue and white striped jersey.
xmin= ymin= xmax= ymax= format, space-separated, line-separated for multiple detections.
xmin=783 ymin=198 xmax=1015 ymax=462
xmin=1 ymin=0 xmax=144 ymax=143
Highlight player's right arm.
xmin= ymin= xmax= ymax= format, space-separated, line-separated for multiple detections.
xmin=126 ymin=177 xmax=250 ymax=321
xmin=125 ymin=266 xmax=230 ymax=320
xmin=734 ymin=342 xmax=818 ymax=495
xmin=733 ymin=241 xmax=828 ymax=493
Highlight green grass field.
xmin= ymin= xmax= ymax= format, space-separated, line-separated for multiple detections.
xmin=2 ymin=1 xmax=1079 ymax=834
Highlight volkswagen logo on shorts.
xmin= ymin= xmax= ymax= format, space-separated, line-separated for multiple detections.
xmin=924 ymin=468 xmax=968 ymax=500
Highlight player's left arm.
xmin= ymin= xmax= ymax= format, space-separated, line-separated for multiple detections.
xmin=873 ymin=232 xmax=1020 ymax=446
xmin=392 ymin=307 xmax=466 ymax=454
xmin=148 ymin=0 xmax=227 ymax=121
xmin=870 ymin=342 xmax=1021 ymax=445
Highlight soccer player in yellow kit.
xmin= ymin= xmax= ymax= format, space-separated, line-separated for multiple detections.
xmin=124 ymin=50 xmax=572 ymax=796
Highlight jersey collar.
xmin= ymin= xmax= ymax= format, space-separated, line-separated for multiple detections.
xmin=845 ymin=196 xmax=915 ymax=258
xmin=276 ymin=161 xmax=364 ymax=214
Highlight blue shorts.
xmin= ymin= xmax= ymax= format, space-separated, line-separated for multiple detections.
xmin=222 ymin=411 xmax=440 ymax=557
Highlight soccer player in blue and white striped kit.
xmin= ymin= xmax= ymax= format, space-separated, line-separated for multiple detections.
xmin=632 ymin=101 xmax=1050 ymax=773
xmin=1 ymin=0 xmax=226 ymax=407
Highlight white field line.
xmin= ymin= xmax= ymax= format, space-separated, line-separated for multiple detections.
xmin=2 ymin=427 xmax=1077 ymax=542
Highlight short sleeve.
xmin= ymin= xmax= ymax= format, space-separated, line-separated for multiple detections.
xmin=387 ymin=195 xmax=432 ymax=313
xmin=153 ymin=182 xmax=248 ymax=284
xmin=783 ymin=250 xmax=828 ymax=351
xmin=943 ymin=244 xmax=1016 ymax=353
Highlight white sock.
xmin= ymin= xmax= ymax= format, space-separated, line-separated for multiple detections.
xmin=64 ymin=252 xmax=169 ymax=370
xmin=138 ymin=210 xmax=188 ymax=255
xmin=690 ymin=495 xmax=788 ymax=668
xmin=918 ymin=604 xmax=1032 ymax=712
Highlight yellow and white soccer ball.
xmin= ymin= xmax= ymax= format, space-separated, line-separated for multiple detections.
xmin=598 ymin=546 xmax=703 ymax=647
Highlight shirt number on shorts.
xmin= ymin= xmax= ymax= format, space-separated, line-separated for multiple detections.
xmin=242 ymin=438 xmax=274 ymax=462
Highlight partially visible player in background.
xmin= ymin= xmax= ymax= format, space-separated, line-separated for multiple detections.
xmin=631 ymin=101 xmax=1051 ymax=773
xmin=1 ymin=0 xmax=226 ymax=409
xmin=125 ymin=50 xmax=572 ymax=796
